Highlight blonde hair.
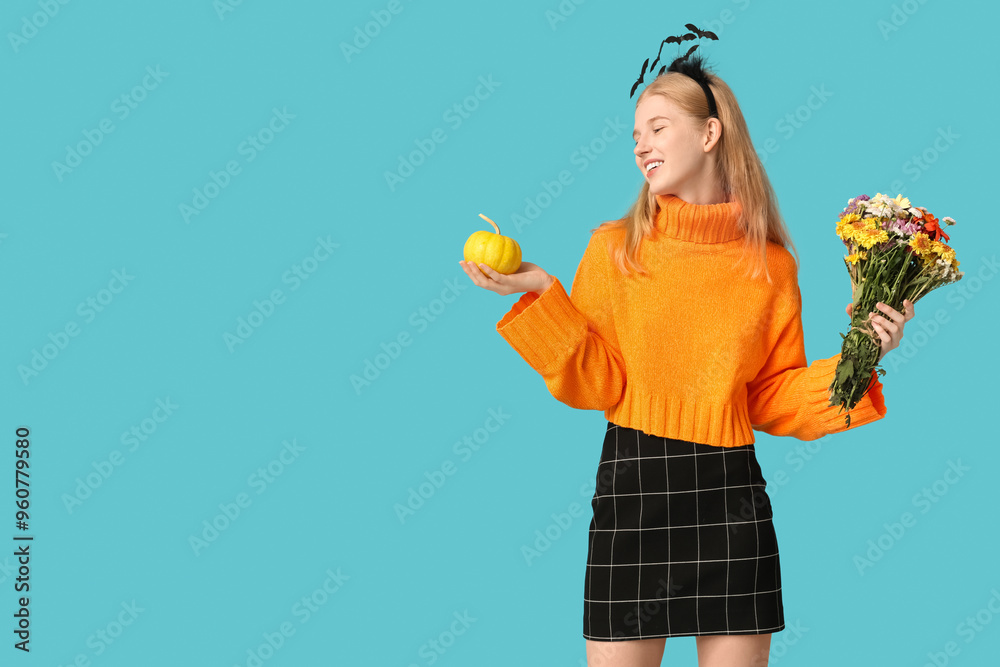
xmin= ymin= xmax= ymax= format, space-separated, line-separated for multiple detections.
xmin=594 ymin=68 xmax=799 ymax=283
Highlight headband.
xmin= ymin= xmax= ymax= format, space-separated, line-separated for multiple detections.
xmin=629 ymin=23 xmax=720 ymax=119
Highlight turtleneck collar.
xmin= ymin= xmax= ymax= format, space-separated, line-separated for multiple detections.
xmin=653 ymin=193 xmax=744 ymax=243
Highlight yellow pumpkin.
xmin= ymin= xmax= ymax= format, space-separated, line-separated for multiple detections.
xmin=464 ymin=214 xmax=521 ymax=274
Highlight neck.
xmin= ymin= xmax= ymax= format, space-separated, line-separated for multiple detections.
xmin=653 ymin=193 xmax=744 ymax=243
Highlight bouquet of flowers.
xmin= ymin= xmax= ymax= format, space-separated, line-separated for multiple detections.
xmin=829 ymin=193 xmax=963 ymax=422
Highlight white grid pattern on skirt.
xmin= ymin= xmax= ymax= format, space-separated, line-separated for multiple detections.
xmin=583 ymin=422 xmax=784 ymax=641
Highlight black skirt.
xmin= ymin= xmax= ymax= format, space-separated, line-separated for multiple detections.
xmin=583 ymin=422 xmax=785 ymax=641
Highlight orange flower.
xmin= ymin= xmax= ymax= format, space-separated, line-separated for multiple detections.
xmin=919 ymin=208 xmax=950 ymax=242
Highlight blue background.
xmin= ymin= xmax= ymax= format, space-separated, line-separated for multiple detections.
xmin=2 ymin=0 xmax=998 ymax=664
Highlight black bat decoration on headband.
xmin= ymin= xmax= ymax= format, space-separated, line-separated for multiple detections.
xmin=630 ymin=58 xmax=651 ymax=97
xmin=631 ymin=24 xmax=717 ymax=98
xmin=665 ymin=32 xmax=698 ymax=44
xmin=685 ymin=23 xmax=719 ymax=40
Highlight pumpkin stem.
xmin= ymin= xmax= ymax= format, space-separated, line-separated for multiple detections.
xmin=478 ymin=213 xmax=500 ymax=235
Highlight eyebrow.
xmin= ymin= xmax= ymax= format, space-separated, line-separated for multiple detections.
xmin=632 ymin=116 xmax=669 ymax=139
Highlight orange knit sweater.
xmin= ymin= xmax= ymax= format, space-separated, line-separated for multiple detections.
xmin=495 ymin=193 xmax=886 ymax=448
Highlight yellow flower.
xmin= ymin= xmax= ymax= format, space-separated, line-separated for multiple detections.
xmin=839 ymin=219 xmax=869 ymax=242
xmin=930 ymin=240 xmax=956 ymax=263
xmin=836 ymin=218 xmax=854 ymax=241
xmin=893 ymin=194 xmax=911 ymax=209
xmin=844 ymin=250 xmax=868 ymax=264
xmin=836 ymin=215 xmax=864 ymax=238
xmin=854 ymin=227 xmax=889 ymax=249
xmin=909 ymin=232 xmax=933 ymax=258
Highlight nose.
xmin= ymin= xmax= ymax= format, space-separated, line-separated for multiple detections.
xmin=633 ymin=136 xmax=649 ymax=157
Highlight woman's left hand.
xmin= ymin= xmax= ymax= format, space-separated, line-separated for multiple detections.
xmin=846 ymin=299 xmax=916 ymax=362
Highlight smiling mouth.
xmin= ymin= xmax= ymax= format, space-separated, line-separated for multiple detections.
xmin=644 ymin=161 xmax=663 ymax=176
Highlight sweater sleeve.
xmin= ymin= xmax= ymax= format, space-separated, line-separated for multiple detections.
xmin=495 ymin=232 xmax=626 ymax=410
xmin=746 ymin=271 xmax=887 ymax=441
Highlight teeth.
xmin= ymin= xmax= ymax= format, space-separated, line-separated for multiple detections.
xmin=645 ymin=161 xmax=663 ymax=173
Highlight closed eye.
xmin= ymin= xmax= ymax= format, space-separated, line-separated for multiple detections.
xmin=634 ymin=128 xmax=664 ymax=144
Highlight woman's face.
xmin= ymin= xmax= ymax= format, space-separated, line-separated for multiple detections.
xmin=633 ymin=94 xmax=719 ymax=202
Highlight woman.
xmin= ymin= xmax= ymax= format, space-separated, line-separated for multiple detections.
xmin=459 ymin=56 xmax=914 ymax=667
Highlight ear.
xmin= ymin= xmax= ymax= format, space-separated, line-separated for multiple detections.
xmin=703 ymin=117 xmax=722 ymax=152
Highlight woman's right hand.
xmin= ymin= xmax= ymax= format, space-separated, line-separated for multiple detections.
xmin=458 ymin=259 xmax=555 ymax=297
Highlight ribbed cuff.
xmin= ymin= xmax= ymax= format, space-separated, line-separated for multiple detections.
xmin=495 ymin=277 xmax=588 ymax=373
xmin=809 ymin=354 xmax=887 ymax=431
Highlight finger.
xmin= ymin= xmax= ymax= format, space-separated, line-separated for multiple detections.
xmin=881 ymin=299 xmax=912 ymax=322
xmin=459 ymin=260 xmax=478 ymax=279
xmin=877 ymin=317 xmax=899 ymax=336
xmin=468 ymin=261 xmax=486 ymax=278
xmin=874 ymin=302 xmax=903 ymax=323
xmin=461 ymin=261 xmax=491 ymax=289
xmin=871 ymin=319 xmax=890 ymax=344
xmin=477 ymin=263 xmax=500 ymax=281
xmin=887 ymin=310 xmax=904 ymax=325
xmin=475 ymin=263 xmax=500 ymax=284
